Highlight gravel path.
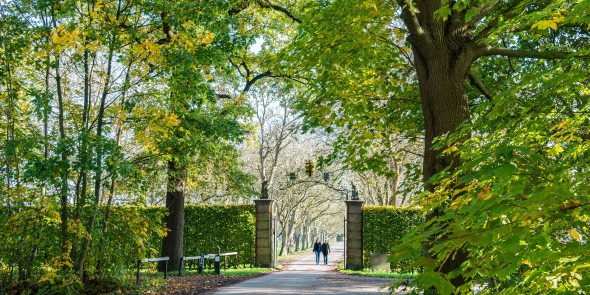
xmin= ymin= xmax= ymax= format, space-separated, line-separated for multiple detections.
xmin=208 ymin=242 xmax=395 ymax=295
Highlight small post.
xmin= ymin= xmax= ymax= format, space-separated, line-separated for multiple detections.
xmin=215 ymin=246 xmax=221 ymax=274
xmin=214 ymin=255 xmax=221 ymax=275
xmin=198 ymin=254 xmax=204 ymax=273
xmin=164 ymin=259 xmax=168 ymax=279
xmin=136 ymin=260 xmax=141 ymax=285
xmin=179 ymin=257 xmax=183 ymax=276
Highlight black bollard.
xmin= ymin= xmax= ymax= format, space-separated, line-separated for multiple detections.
xmin=214 ymin=255 xmax=220 ymax=274
xmin=198 ymin=253 xmax=204 ymax=274
xmin=214 ymin=245 xmax=221 ymax=274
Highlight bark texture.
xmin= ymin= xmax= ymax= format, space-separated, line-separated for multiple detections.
xmin=399 ymin=0 xmax=474 ymax=288
xmin=160 ymin=159 xmax=186 ymax=272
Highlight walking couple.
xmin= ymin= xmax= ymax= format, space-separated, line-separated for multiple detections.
xmin=313 ymin=238 xmax=330 ymax=265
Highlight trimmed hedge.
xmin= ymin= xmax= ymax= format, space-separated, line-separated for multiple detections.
xmin=183 ymin=205 xmax=255 ymax=266
xmin=0 ymin=204 xmax=256 ymax=288
xmin=111 ymin=205 xmax=256 ymax=266
xmin=362 ymin=206 xmax=424 ymax=269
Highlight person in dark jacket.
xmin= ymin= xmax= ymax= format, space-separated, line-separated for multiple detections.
xmin=321 ymin=240 xmax=330 ymax=265
xmin=313 ymin=238 xmax=322 ymax=265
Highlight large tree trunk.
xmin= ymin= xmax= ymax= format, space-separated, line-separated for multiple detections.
xmin=400 ymin=2 xmax=475 ymax=288
xmin=411 ymin=29 xmax=472 ymax=290
xmin=160 ymin=159 xmax=186 ymax=271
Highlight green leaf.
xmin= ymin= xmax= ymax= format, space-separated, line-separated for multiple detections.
xmin=464 ymin=7 xmax=479 ymax=22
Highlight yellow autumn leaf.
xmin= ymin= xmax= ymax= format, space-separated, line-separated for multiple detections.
xmin=522 ymin=259 xmax=533 ymax=266
xmin=443 ymin=145 xmax=458 ymax=154
xmin=556 ymin=121 xmax=571 ymax=130
xmin=532 ymin=20 xmax=557 ymax=30
xmin=450 ymin=196 xmax=471 ymax=209
xmin=569 ymin=229 xmax=581 ymax=242
xmin=393 ymin=28 xmax=405 ymax=39
xmin=548 ymin=144 xmax=564 ymax=156
xmin=552 ymin=13 xmax=565 ymax=24
xmin=478 ymin=185 xmax=491 ymax=200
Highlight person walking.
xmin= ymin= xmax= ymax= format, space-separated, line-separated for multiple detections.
xmin=313 ymin=238 xmax=322 ymax=265
xmin=321 ymin=240 xmax=330 ymax=265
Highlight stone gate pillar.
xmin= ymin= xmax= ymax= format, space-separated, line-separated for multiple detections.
xmin=254 ymin=199 xmax=273 ymax=268
xmin=345 ymin=200 xmax=364 ymax=270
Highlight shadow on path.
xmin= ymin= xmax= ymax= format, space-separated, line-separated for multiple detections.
xmin=208 ymin=242 xmax=395 ymax=295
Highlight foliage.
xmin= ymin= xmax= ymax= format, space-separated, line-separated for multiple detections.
xmin=0 ymin=204 xmax=255 ymax=292
xmin=282 ymin=0 xmax=422 ymax=180
xmin=0 ymin=205 xmax=166 ymax=293
xmin=362 ymin=206 xmax=424 ymax=270
xmin=0 ymin=0 xmax=259 ymax=289
xmin=394 ymin=60 xmax=590 ymax=294
xmin=183 ymin=205 xmax=256 ymax=266
xmin=283 ymin=0 xmax=590 ymax=294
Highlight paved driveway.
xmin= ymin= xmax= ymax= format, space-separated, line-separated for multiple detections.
xmin=209 ymin=242 xmax=394 ymax=295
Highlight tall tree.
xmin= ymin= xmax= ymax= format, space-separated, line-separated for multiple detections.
xmin=282 ymin=0 xmax=590 ymax=293
xmin=125 ymin=0 xmax=256 ymax=271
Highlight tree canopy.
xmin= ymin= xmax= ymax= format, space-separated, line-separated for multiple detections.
xmin=1 ymin=0 xmax=589 ymax=293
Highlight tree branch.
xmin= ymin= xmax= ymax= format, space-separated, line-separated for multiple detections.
xmin=472 ymin=1 xmax=533 ymax=41
xmin=396 ymin=0 xmax=430 ymax=47
xmin=467 ymin=71 xmax=493 ymax=101
xmin=216 ymin=93 xmax=232 ymax=99
xmin=243 ymin=70 xmax=272 ymax=93
xmin=475 ymin=46 xmax=587 ymax=59
xmin=256 ymin=0 xmax=301 ymax=23
xmin=463 ymin=1 xmax=499 ymax=31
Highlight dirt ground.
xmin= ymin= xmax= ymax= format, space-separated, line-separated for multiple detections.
xmin=150 ymin=273 xmax=270 ymax=295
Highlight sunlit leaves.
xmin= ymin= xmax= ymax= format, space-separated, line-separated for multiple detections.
xmin=286 ymin=0 xmax=421 ymax=181
xmin=396 ymin=59 xmax=590 ymax=293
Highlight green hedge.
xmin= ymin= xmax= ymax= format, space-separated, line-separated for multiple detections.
xmin=103 ymin=205 xmax=256 ymax=266
xmin=362 ymin=206 xmax=424 ymax=269
xmin=183 ymin=205 xmax=255 ymax=266
xmin=0 ymin=204 xmax=255 ymax=292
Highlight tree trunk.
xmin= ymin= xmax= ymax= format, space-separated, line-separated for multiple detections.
xmin=160 ymin=159 xmax=186 ymax=271
xmin=50 ymin=4 xmax=69 ymax=255
xmin=96 ymin=59 xmax=132 ymax=275
xmin=279 ymin=234 xmax=285 ymax=256
xmin=301 ymin=225 xmax=308 ymax=250
xmin=77 ymin=46 xmax=113 ymax=279
xmin=410 ymin=25 xmax=472 ymax=288
xmin=294 ymin=226 xmax=301 ymax=251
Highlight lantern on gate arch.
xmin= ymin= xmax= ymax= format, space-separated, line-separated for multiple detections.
xmin=304 ymin=160 xmax=315 ymax=177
